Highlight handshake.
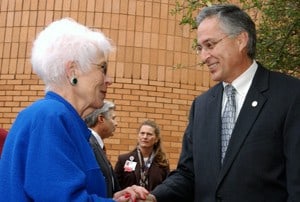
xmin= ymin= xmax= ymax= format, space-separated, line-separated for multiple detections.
xmin=136 ymin=194 xmax=156 ymax=202
xmin=114 ymin=186 xmax=157 ymax=202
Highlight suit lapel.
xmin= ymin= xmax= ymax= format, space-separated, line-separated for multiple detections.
xmin=90 ymin=135 xmax=104 ymax=159
xmin=205 ymin=84 xmax=224 ymax=174
xmin=89 ymin=135 xmax=113 ymax=189
xmin=92 ymin=135 xmax=111 ymax=167
xmin=216 ymin=65 xmax=269 ymax=187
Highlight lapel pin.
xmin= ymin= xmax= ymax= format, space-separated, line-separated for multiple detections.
xmin=129 ymin=156 xmax=134 ymax=161
xmin=251 ymin=101 xmax=258 ymax=107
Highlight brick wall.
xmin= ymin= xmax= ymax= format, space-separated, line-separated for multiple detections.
xmin=0 ymin=0 xmax=216 ymax=170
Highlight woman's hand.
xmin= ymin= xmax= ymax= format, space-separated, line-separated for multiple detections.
xmin=113 ymin=185 xmax=149 ymax=202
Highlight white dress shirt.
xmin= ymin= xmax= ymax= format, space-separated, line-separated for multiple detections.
xmin=89 ymin=128 xmax=104 ymax=149
xmin=222 ymin=60 xmax=258 ymax=121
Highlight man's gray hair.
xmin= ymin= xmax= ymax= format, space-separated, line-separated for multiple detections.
xmin=196 ymin=4 xmax=256 ymax=59
xmin=84 ymin=100 xmax=115 ymax=127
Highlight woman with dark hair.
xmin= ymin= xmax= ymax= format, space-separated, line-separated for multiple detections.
xmin=115 ymin=120 xmax=170 ymax=191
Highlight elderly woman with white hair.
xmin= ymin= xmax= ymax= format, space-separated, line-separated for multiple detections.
xmin=0 ymin=18 xmax=148 ymax=202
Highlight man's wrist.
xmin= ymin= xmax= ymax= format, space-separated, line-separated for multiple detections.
xmin=147 ymin=194 xmax=157 ymax=202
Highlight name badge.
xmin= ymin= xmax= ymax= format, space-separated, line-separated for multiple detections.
xmin=124 ymin=160 xmax=137 ymax=172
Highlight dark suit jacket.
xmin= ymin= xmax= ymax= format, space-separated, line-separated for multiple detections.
xmin=89 ymin=135 xmax=120 ymax=197
xmin=152 ymin=64 xmax=300 ymax=202
xmin=114 ymin=148 xmax=170 ymax=191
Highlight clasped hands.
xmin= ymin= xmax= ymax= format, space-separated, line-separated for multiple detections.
xmin=113 ymin=185 xmax=156 ymax=202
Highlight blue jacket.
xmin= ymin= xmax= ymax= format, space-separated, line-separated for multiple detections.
xmin=0 ymin=92 xmax=115 ymax=202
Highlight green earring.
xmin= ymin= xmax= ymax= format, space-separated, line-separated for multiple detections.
xmin=71 ymin=77 xmax=78 ymax=86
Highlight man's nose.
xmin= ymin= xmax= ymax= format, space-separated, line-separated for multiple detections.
xmin=199 ymin=49 xmax=211 ymax=65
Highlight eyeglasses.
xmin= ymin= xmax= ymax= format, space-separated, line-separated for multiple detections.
xmin=196 ymin=35 xmax=229 ymax=54
xmin=92 ymin=61 xmax=107 ymax=75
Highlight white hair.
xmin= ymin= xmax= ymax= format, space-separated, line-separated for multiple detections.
xmin=31 ymin=18 xmax=114 ymax=91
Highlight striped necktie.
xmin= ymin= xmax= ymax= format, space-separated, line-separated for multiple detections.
xmin=221 ymin=85 xmax=236 ymax=164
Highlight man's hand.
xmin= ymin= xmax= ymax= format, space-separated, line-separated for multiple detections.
xmin=137 ymin=194 xmax=157 ymax=202
xmin=113 ymin=185 xmax=149 ymax=202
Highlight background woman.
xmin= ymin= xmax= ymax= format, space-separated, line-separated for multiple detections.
xmin=115 ymin=120 xmax=170 ymax=191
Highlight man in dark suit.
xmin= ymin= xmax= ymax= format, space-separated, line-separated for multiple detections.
xmin=145 ymin=4 xmax=300 ymax=202
xmin=84 ymin=100 xmax=120 ymax=198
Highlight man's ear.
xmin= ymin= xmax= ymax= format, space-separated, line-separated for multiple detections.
xmin=97 ymin=115 xmax=105 ymax=123
xmin=237 ymin=31 xmax=249 ymax=52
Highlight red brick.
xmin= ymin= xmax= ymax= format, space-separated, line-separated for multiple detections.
xmin=0 ymin=1 xmax=213 ymax=170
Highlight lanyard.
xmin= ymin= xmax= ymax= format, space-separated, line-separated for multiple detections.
xmin=137 ymin=148 xmax=155 ymax=188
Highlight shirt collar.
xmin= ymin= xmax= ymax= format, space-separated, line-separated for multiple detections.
xmin=89 ymin=128 xmax=104 ymax=149
xmin=223 ymin=60 xmax=258 ymax=97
